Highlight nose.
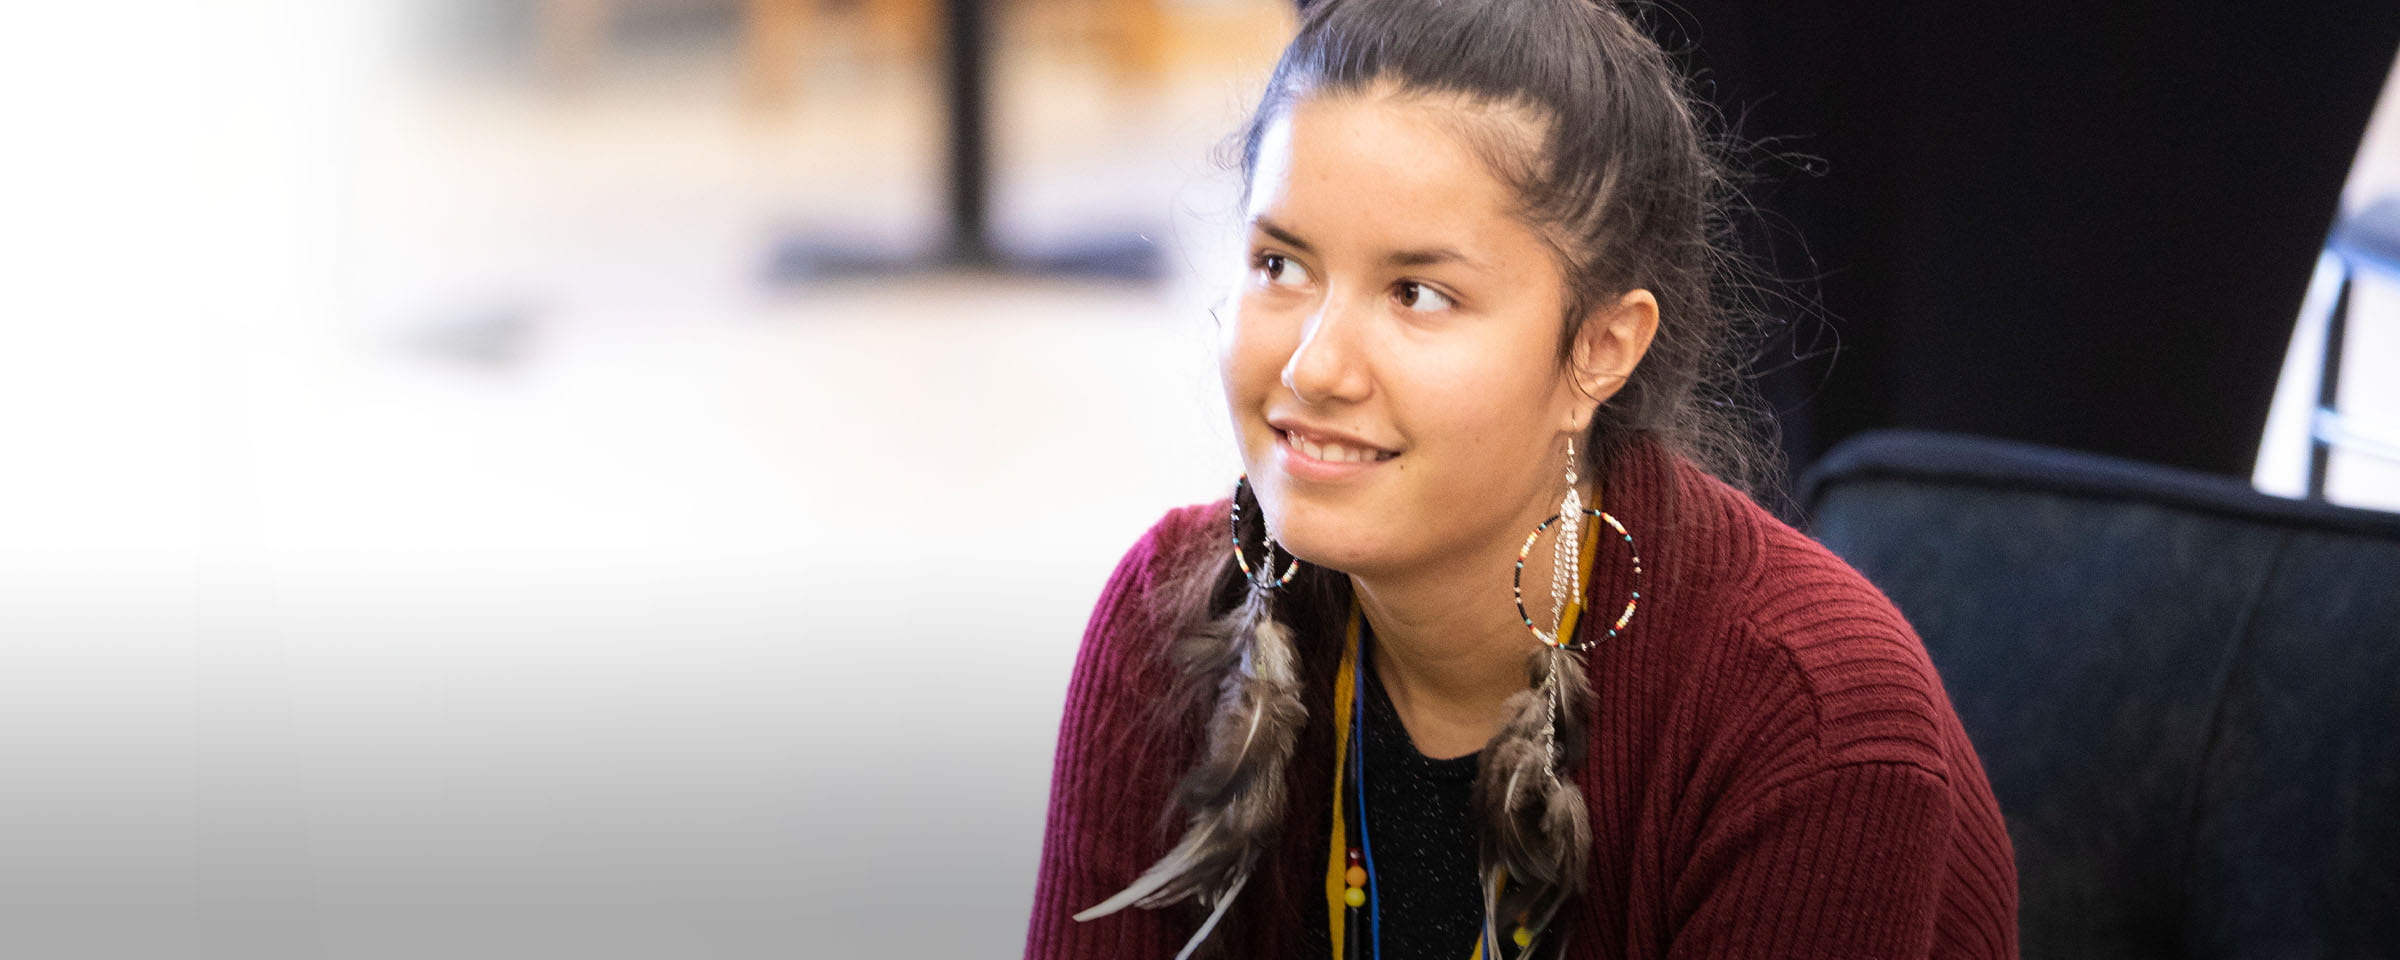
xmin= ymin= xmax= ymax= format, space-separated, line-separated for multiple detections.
xmin=1281 ymin=289 xmax=1373 ymax=406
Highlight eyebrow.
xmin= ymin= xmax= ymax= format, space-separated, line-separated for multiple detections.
xmin=1250 ymin=215 xmax=1488 ymax=274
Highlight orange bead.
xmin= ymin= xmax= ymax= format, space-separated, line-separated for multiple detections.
xmin=1345 ymin=865 xmax=1366 ymax=887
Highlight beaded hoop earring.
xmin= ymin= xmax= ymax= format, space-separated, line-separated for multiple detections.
xmin=1230 ymin=474 xmax=1299 ymax=591
xmin=1512 ymin=508 xmax=1644 ymax=651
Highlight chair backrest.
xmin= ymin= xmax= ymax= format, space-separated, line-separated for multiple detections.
xmin=1798 ymin=429 xmax=2400 ymax=959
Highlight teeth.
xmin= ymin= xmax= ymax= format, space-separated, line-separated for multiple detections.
xmin=1285 ymin=431 xmax=1390 ymax=463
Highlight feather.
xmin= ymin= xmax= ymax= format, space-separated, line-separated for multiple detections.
xmin=1479 ymin=862 xmax=1504 ymax=958
xmin=1518 ymin=884 xmax=1571 ymax=952
xmin=1074 ymin=583 xmax=1308 ymax=958
xmin=1072 ymin=821 xmax=1224 ymax=921
xmin=1171 ymin=867 xmax=1250 ymax=960
xmin=1473 ymin=645 xmax=1599 ymax=956
xmin=1539 ymin=780 xmax=1592 ymax=880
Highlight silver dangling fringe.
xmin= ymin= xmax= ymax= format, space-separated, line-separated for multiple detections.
xmin=1549 ymin=461 xmax=1584 ymax=642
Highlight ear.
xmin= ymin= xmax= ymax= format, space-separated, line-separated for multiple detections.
xmin=1559 ymin=289 xmax=1660 ymax=431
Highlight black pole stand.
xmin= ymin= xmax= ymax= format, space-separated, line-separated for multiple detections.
xmin=765 ymin=0 xmax=1162 ymax=284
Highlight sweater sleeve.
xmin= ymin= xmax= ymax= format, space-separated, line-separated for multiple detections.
xmin=1022 ymin=510 xmax=1202 ymax=960
xmin=1664 ymin=760 xmax=1954 ymax=960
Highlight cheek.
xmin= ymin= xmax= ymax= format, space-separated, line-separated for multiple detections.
xmin=1219 ymin=299 xmax=1295 ymax=398
xmin=1396 ymin=333 xmax=1542 ymax=439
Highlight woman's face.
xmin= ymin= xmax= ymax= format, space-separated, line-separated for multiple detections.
xmin=1222 ymin=89 xmax=1651 ymax=578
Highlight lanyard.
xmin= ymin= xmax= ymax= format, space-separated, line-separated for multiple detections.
xmin=1325 ymin=532 xmax=1597 ymax=960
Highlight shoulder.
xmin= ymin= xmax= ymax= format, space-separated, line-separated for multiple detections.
xmin=1092 ymin=498 xmax=1229 ymax=614
xmin=1039 ymin=503 xmax=1234 ymax=933
xmin=1666 ymin=458 xmax=1954 ymax=781
xmin=1074 ymin=498 xmax=1231 ymax=689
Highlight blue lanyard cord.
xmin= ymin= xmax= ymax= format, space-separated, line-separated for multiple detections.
xmin=1354 ymin=624 xmax=1383 ymax=960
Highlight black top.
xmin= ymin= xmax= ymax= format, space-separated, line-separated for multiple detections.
xmin=1306 ymin=626 xmax=1523 ymax=960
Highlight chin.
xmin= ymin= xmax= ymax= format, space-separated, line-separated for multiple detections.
xmin=1262 ymin=499 xmax=1386 ymax=576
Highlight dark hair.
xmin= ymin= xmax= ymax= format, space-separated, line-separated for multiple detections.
xmin=1227 ymin=0 xmax=1783 ymax=502
xmin=1089 ymin=2 xmax=1788 ymax=954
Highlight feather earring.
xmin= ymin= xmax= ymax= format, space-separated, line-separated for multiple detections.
xmin=1474 ymin=639 xmax=1596 ymax=952
xmin=1074 ymin=477 xmax=1307 ymax=960
xmin=1478 ymin=437 xmax=1643 ymax=956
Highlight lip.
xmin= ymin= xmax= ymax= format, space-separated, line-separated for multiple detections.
xmin=1270 ymin=423 xmax=1399 ymax=484
xmin=1265 ymin=416 xmax=1398 ymax=455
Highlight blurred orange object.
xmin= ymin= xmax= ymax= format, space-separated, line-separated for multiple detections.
xmin=535 ymin=0 xmax=1184 ymax=107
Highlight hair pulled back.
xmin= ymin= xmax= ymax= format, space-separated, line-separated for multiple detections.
xmin=1083 ymin=2 xmax=1787 ymax=955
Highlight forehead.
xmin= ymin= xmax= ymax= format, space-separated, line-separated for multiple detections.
xmin=1246 ymin=91 xmax=1542 ymax=253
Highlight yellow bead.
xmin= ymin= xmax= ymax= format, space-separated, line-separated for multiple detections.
xmin=1344 ymin=886 xmax=1366 ymax=908
xmin=1345 ymin=866 xmax=1367 ymax=887
xmin=1513 ymin=926 xmax=1533 ymax=947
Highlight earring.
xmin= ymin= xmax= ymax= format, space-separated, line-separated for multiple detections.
xmin=1509 ymin=439 xmax=1644 ymax=652
xmin=1549 ymin=438 xmax=1586 ymax=642
xmin=1476 ymin=439 xmax=1646 ymax=957
xmin=1231 ymin=474 xmax=1299 ymax=590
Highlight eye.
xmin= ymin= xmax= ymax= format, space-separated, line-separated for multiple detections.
xmin=1394 ymin=280 xmax=1455 ymax=313
xmin=1252 ymin=251 xmax=1312 ymax=290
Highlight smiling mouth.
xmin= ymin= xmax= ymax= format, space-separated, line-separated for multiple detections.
xmin=1280 ymin=429 xmax=1399 ymax=464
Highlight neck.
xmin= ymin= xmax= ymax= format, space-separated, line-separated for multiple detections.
xmin=1351 ymin=478 xmax=1598 ymax=759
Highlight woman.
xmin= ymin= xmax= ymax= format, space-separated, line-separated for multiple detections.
xmin=1025 ymin=1 xmax=2018 ymax=957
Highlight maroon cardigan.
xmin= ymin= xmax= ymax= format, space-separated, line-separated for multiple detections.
xmin=1025 ymin=432 xmax=2019 ymax=959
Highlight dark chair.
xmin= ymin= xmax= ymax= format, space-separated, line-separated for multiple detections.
xmin=1797 ymin=429 xmax=2400 ymax=959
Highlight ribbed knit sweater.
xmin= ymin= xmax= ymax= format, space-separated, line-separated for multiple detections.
xmin=1025 ymin=431 xmax=2020 ymax=959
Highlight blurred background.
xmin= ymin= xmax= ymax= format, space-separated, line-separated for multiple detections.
xmin=2 ymin=2 xmax=1282 ymax=957
xmin=0 ymin=1 xmax=2392 ymax=958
